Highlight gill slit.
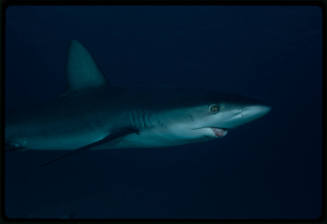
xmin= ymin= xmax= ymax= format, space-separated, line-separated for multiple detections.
xmin=129 ymin=109 xmax=152 ymax=130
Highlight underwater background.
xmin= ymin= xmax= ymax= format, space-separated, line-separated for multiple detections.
xmin=4 ymin=5 xmax=323 ymax=219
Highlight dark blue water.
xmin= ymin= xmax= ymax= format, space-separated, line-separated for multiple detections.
xmin=5 ymin=5 xmax=323 ymax=219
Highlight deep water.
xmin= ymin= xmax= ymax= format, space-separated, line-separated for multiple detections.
xmin=4 ymin=5 xmax=323 ymax=219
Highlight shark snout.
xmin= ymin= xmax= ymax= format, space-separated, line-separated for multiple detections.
xmin=239 ymin=104 xmax=271 ymax=123
xmin=243 ymin=105 xmax=271 ymax=118
xmin=222 ymin=104 xmax=271 ymax=129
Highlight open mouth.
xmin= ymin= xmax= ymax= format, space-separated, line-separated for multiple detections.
xmin=192 ymin=127 xmax=228 ymax=138
xmin=211 ymin=128 xmax=228 ymax=137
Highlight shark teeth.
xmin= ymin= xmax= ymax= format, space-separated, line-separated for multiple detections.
xmin=211 ymin=128 xmax=228 ymax=137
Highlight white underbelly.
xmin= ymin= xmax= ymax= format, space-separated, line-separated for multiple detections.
xmin=94 ymin=127 xmax=216 ymax=149
xmin=8 ymin=131 xmax=107 ymax=150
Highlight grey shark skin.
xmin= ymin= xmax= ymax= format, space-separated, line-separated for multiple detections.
xmin=5 ymin=40 xmax=271 ymax=152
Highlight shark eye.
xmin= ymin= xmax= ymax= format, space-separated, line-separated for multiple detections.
xmin=209 ymin=104 xmax=220 ymax=113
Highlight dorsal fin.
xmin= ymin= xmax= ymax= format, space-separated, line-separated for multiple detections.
xmin=66 ymin=40 xmax=107 ymax=91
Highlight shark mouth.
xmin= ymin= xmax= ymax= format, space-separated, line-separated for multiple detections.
xmin=211 ymin=128 xmax=228 ymax=137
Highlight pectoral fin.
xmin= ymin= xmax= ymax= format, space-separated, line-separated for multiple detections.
xmin=40 ymin=128 xmax=138 ymax=167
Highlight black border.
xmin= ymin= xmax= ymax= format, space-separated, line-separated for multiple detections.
xmin=1 ymin=1 xmax=326 ymax=224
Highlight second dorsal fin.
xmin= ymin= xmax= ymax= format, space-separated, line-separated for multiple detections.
xmin=66 ymin=40 xmax=107 ymax=91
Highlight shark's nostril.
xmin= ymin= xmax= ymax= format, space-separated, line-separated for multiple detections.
xmin=233 ymin=110 xmax=243 ymax=118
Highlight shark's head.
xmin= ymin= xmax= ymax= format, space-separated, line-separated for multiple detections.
xmin=154 ymin=91 xmax=271 ymax=142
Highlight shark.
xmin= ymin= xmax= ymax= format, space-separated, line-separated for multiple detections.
xmin=5 ymin=40 xmax=271 ymax=165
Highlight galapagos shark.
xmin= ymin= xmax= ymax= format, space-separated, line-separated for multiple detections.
xmin=5 ymin=40 xmax=271 ymax=165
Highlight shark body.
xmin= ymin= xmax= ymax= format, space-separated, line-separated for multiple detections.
xmin=5 ymin=40 xmax=271 ymax=153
